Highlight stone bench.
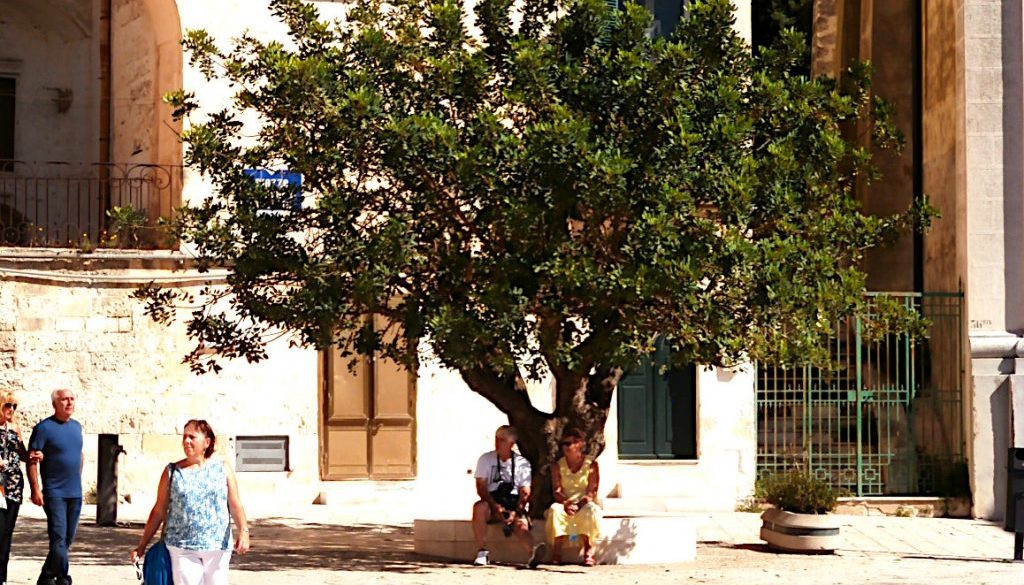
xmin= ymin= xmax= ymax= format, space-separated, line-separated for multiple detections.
xmin=414 ymin=515 xmax=697 ymax=565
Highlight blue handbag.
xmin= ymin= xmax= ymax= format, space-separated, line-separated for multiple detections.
xmin=143 ymin=540 xmax=172 ymax=585
xmin=143 ymin=464 xmax=176 ymax=584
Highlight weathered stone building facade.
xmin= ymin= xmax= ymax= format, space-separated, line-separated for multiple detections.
xmin=811 ymin=0 xmax=1024 ymax=521
xmin=7 ymin=0 xmax=1018 ymax=525
xmin=0 ymin=0 xmax=760 ymax=518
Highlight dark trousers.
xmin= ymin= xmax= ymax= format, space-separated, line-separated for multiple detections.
xmin=0 ymin=499 xmax=20 ymax=583
xmin=39 ymin=496 xmax=81 ymax=584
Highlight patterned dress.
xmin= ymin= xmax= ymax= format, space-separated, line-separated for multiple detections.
xmin=0 ymin=428 xmax=24 ymax=504
xmin=546 ymin=457 xmax=601 ymax=544
xmin=164 ymin=460 xmax=231 ymax=551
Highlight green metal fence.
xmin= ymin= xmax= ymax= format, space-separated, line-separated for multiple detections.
xmin=755 ymin=292 xmax=967 ymax=497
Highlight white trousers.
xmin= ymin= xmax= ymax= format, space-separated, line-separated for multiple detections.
xmin=167 ymin=544 xmax=232 ymax=585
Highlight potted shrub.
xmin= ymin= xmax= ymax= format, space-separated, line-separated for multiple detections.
xmin=758 ymin=470 xmax=840 ymax=553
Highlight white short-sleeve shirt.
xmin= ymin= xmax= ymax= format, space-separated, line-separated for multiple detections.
xmin=474 ymin=450 xmax=532 ymax=494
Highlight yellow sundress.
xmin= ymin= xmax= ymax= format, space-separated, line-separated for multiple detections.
xmin=545 ymin=456 xmax=601 ymax=544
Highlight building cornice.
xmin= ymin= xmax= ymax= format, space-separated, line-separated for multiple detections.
xmin=968 ymin=331 xmax=1024 ymax=359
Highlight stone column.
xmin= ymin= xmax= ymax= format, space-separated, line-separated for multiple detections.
xmin=811 ymin=0 xmax=844 ymax=78
xmin=967 ymin=334 xmax=1023 ymax=521
xmin=963 ymin=0 xmax=1024 ymax=521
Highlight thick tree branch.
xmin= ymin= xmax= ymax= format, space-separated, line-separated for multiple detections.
xmin=460 ymin=365 xmax=545 ymax=422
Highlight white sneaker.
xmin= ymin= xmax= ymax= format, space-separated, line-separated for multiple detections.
xmin=473 ymin=549 xmax=489 ymax=566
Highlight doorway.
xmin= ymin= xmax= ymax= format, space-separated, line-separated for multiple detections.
xmin=321 ymin=348 xmax=416 ymax=479
xmin=617 ymin=339 xmax=697 ymax=459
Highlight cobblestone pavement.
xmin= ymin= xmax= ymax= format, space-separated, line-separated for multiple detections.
xmin=2 ymin=509 xmax=1021 ymax=584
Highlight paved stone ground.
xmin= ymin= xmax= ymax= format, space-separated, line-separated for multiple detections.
xmin=2 ymin=507 xmax=1021 ymax=584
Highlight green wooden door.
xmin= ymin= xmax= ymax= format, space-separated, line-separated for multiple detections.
xmin=617 ymin=339 xmax=697 ymax=459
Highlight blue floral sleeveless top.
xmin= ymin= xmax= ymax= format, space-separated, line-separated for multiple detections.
xmin=164 ymin=460 xmax=231 ymax=551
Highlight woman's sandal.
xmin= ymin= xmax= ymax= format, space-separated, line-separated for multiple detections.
xmin=582 ymin=553 xmax=596 ymax=567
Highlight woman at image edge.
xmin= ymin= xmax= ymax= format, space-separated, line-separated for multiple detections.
xmin=131 ymin=419 xmax=250 ymax=585
xmin=0 ymin=391 xmax=28 ymax=585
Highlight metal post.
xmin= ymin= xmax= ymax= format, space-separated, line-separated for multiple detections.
xmin=96 ymin=434 xmax=124 ymax=526
xmin=855 ymin=316 xmax=863 ymax=497
xmin=1016 ymin=493 xmax=1024 ymax=561
xmin=804 ymin=364 xmax=812 ymax=473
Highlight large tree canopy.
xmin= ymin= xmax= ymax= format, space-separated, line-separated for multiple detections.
xmin=143 ymin=0 xmax=928 ymax=505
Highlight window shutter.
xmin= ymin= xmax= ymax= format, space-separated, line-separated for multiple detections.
xmin=618 ymin=337 xmax=697 ymax=460
xmin=654 ymin=363 xmax=697 ymax=459
xmin=617 ymin=361 xmax=656 ymax=458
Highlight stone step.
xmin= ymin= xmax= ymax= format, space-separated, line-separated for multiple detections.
xmin=602 ymin=497 xmax=711 ymax=515
xmin=414 ymin=515 xmax=698 ymax=565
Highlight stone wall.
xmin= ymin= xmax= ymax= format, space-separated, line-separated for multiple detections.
xmin=862 ymin=0 xmax=916 ymax=292
xmin=111 ymin=0 xmax=159 ymax=167
xmin=0 ymin=0 xmax=100 ymax=163
xmin=0 ymin=254 xmax=757 ymax=517
xmin=0 ymin=0 xmax=760 ymax=518
xmin=962 ymin=0 xmax=1024 ymax=521
xmin=922 ymin=0 xmax=966 ymax=296
xmin=0 ymin=265 xmax=320 ymax=509
xmin=610 ymin=365 xmax=757 ymax=511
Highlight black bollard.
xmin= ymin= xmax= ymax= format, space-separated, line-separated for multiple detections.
xmin=96 ymin=434 xmax=125 ymax=526
xmin=1017 ymin=493 xmax=1024 ymax=561
xmin=1007 ymin=449 xmax=1024 ymax=561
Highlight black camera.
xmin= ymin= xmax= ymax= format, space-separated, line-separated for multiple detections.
xmin=491 ymin=482 xmax=516 ymax=505
xmin=491 ymin=482 xmax=519 ymax=538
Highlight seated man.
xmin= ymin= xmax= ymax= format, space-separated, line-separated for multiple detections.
xmin=471 ymin=425 xmax=546 ymax=568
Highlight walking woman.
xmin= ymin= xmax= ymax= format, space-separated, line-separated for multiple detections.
xmin=131 ymin=419 xmax=249 ymax=585
xmin=0 ymin=391 xmax=27 ymax=585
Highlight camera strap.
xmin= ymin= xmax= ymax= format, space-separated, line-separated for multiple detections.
xmin=492 ymin=451 xmax=516 ymax=488
xmin=508 ymin=452 xmax=515 ymax=489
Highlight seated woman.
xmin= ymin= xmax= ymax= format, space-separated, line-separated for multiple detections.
xmin=546 ymin=427 xmax=601 ymax=566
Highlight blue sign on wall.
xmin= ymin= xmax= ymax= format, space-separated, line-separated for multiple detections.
xmin=243 ymin=169 xmax=304 ymax=211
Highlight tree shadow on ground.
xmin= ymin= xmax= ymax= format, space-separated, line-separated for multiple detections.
xmin=13 ymin=517 xmax=454 ymax=573
xmin=12 ymin=518 xmax=137 ymax=568
xmin=718 ymin=542 xmax=833 ymax=556
xmin=900 ymin=554 xmax=1019 ymax=564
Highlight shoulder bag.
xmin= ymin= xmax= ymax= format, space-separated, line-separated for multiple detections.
xmin=142 ymin=464 xmax=176 ymax=584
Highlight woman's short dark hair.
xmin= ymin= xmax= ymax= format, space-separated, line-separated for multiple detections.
xmin=184 ymin=419 xmax=216 ymax=459
xmin=560 ymin=426 xmax=585 ymax=443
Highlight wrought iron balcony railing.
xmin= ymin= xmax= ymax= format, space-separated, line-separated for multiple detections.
xmin=0 ymin=160 xmax=182 ymax=249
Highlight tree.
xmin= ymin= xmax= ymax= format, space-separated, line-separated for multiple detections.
xmin=142 ymin=0 xmax=928 ymax=509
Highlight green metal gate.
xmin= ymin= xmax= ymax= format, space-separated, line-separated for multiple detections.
xmin=756 ymin=293 xmax=966 ymax=497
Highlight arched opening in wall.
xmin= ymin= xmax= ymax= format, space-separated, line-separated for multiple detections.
xmin=108 ymin=0 xmax=184 ymax=244
xmin=114 ymin=0 xmax=183 ymax=171
xmin=0 ymin=0 xmax=182 ymax=248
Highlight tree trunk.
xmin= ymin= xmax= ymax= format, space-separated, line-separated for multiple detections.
xmin=461 ymin=366 xmax=621 ymax=518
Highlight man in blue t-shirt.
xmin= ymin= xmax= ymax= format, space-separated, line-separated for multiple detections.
xmin=28 ymin=389 xmax=83 ymax=585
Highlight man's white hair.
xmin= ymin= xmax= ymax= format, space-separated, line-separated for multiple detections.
xmin=51 ymin=389 xmax=73 ymax=402
xmin=495 ymin=425 xmax=518 ymax=443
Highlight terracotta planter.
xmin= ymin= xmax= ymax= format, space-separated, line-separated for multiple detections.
xmin=759 ymin=508 xmax=840 ymax=553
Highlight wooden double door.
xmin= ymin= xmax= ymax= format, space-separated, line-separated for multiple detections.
xmin=321 ymin=348 xmax=416 ymax=479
